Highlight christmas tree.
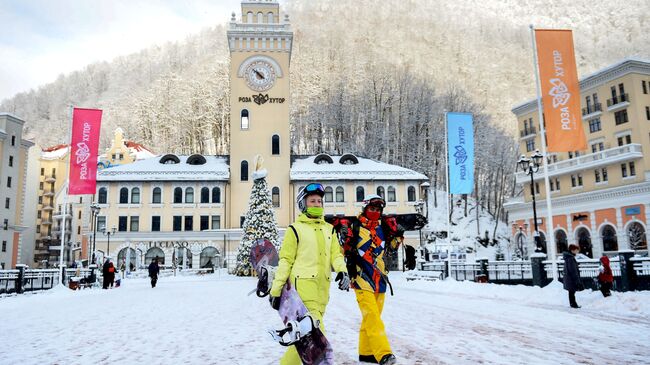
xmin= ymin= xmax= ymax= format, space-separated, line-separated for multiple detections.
xmin=234 ymin=155 xmax=280 ymax=276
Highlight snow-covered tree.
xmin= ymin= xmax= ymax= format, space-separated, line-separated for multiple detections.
xmin=234 ymin=156 xmax=280 ymax=276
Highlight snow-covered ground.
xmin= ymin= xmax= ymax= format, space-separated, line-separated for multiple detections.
xmin=2 ymin=272 xmax=649 ymax=365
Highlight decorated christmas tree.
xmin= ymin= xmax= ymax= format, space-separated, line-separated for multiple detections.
xmin=234 ymin=155 xmax=280 ymax=276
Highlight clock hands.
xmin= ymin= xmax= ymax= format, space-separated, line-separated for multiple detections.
xmin=254 ymin=69 xmax=265 ymax=80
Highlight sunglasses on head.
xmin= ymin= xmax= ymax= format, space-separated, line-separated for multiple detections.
xmin=304 ymin=183 xmax=324 ymax=193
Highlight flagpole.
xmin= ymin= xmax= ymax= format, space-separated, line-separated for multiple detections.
xmin=530 ymin=25 xmax=558 ymax=282
xmin=58 ymin=105 xmax=73 ymax=285
xmin=444 ymin=113 xmax=452 ymax=279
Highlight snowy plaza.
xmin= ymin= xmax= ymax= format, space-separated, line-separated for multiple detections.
xmin=2 ymin=272 xmax=649 ymax=365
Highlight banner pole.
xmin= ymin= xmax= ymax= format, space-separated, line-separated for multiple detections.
xmin=58 ymin=105 xmax=73 ymax=285
xmin=444 ymin=113 xmax=452 ymax=279
xmin=530 ymin=25 xmax=558 ymax=282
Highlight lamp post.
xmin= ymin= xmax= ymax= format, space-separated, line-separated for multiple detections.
xmin=90 ymin=203 xmax=101 ymax=266
xmin=517 ymin=150 xmax=545 ymax=253
xmin=101 ymin=226 xmax=117 ymax=260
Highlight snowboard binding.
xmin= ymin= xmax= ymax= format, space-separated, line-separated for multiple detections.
xmin=255 ymin=265 xmax=275 ymax=297
xmin=269 ymin=315 xmax=319 ymax=346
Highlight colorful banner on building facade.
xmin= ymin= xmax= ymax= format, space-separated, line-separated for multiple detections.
xmin=447 ymin=112 xmax=474 ymax=194
xmin=69 ymin=108 xmax=103 ymax=195
xmin=534 ymin=29 xmax=586 ymax=152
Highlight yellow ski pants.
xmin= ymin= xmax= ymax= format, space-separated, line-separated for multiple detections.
xmin=355 ymin=289 xmax=392 ymax=362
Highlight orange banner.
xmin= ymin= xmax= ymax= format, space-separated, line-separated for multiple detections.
xmin=535 ymin=29 xmax=586 ymax=152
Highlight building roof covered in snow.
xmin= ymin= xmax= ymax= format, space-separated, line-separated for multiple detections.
xmin=290 ymin=153 xmax=428 ymax=181
xmin=41 ymin=144 xmax=70 ymax=160
xmin=97 ymin=154 xmax=229 ymax=182
xmin=124 ymin=140 xmax=156 ymax=160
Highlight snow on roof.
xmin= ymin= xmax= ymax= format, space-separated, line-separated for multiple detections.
xmin=98 ymin=155 xmax=229 ymax=181
xmin=125 ymin=140 xmax=156 ymax=160
xmin=41 ymin=144 xmax=69 ymax=160
xmin=290 ymin=154 xmax=428 ymax=181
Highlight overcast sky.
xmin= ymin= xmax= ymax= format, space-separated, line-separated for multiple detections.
xmin=0 ymin=0 xmax=257 ymax=101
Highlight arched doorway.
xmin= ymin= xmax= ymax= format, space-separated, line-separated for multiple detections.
xmin=200 ymin=246 xmax=221 ymax=269
xmin=117 ymin=248 xmax=137 ymax=271
xmin=600 ymin=225 xmax=618 ymax=252
xmin=145 ymin=247 xmax=165 ymax=266
xmin=627 ymin=222 xmax=648 ymax=251
xmin=514 ymin=232 xmax=527 ymax=259
xmin=575 ymin=227 xmax=592 ymax=258
xmin=554 ymin=230 xmax=568 ymax=254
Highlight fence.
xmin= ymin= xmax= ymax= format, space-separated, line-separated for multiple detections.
xmin=416 ymin=250 xmax=650 ymax=292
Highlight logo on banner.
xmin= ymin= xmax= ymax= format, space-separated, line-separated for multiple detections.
xmin=549 ymin=78 xmax=570 ymax=108
xmin=454 ymin=145 xmax=467 ymax=165
xmin=75 ymin=122 xmax=92 ymax=180
xmin=454 ymin=127 xmax=468 ymax=181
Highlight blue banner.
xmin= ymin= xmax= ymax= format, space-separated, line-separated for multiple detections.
xmin=447 ymin=112 xmax=474 ymax=194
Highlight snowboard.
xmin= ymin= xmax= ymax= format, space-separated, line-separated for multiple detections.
xmin=250 ymin=239 xmax=334 ymax=365
xmin=325 ymin=213 xmax=427 ymax=232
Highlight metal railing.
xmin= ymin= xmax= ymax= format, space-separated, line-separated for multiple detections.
xmin=607 ymin=93 xmax=629 ymax=108
xmin=582 ymin=103 xmax=602 ymax=116
xmin=520 ymin=127 xmax=537 ymax=138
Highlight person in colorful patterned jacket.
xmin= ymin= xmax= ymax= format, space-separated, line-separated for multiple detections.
xmin=340 ymin=194 xmax=403 ymax=365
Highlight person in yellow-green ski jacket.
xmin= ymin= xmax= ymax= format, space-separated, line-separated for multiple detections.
xmin=268 ymin=182 xmax=350 ymax=365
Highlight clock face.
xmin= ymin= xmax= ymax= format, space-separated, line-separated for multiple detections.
xmin=244 ymin=60 xmax=276 ymax=92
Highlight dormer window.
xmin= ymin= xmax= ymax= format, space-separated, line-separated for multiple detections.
xmin=339 ymin=153 xmax=359 ymax=165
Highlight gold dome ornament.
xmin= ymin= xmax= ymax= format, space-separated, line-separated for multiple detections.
xmin=252 ymin=154 xmax=268 ymax=181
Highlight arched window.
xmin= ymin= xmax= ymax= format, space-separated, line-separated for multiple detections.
xmin=152 ymin=187 xmax=161 ymax=204
xmin=272 ymin=187 xmax=280 ymax=207
xmin=356 ymin=186 xmax=365 ymax=202
xmin=335 ymin=187 xmax=344 ymax=202
xmin=131 ymin=187 xmax=140 ymax=204
xmin=246 ymin=11 xmax=253 ymax=23
xmin=212 ymin=187 xmax=221 ymax=203
xmin=98 ymin=187 xmax=107 ymax=204
xmin=272 ymin=135 xmax=280 ymax=155
xmin=241 ymin=109 xmax=249 ymax=130
xmin=576 ymin=227 xmax=593 ymax=258
xmin=201 ymin=187 xmax=210 ymax=203
xmin=627 ymin=222 xmax=648 ymax=250
xmin=555 ymin=230 xmax=568 ymax=254
xmin=267 ymin=12 xmax=274 ymax=24
xmin=377 ymin=186 xmax=385 ymax=200
xmin=185 ymin=187 xmax=194 ymax=203
xmin=257 ymin=12 xmax=263 ymax=23
xmin=387 ymin=186 xmax=396 ymax=202
xmin=601 ymin=225 xmax=618 ymax=251
xmin=119 ymin=187 xmax=128 ymax=204
xmin=324 ymin=187 xmax=333 ymax=202
xmin=241 ymin=161 xmax=249 ymax=181
xmin=174 ymin=187 xmax=183 ymax=204
xmin=407 ymin=186 xmax=416 ymax=202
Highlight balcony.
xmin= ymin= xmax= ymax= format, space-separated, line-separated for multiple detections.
xmin=44 ymin=175 xmax=56 ymax=183
xmin=607 ymin=94 xmax=630 ymax=112
xmin=43 ymin=191 xmax=55 ymax=197
xmin=520 ymin=127 xmax=537 ymax=138
xmin=42 ymin=220 xmax=53 ymax=225
xmin=581 ymin=103 xmax=602 ymax=120
xmin=515 ymin=143 xmax=643 ymax=183
xmin=52 ymin=212 xmax=72 ymax=220
xmin=42 ymin=205 xmax=54 ymax=211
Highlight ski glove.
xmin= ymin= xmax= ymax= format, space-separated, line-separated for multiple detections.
xmin=269 ymin=295 xmax=281 ymax=310
xmin=336 ymin=271 xmax=350 ymax=291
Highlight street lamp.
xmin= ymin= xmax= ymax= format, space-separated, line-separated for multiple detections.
xmin=517 ymin=150 xmax=545 ymax=253
xmin=90 ymin=203 xmax=101 ymax=265
xmin=101 ymin=226 xmax=117 ymax=260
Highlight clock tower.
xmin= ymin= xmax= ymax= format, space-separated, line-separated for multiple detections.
xmin=227 ymin=0 xmax=293 ymax=228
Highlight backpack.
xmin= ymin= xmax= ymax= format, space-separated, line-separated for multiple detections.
xmin=108 ymin=266 xmax=115 ymax=273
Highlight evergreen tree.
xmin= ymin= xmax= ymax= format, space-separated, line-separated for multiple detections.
xmin=234 ymin=156 xmax=280 ymax=276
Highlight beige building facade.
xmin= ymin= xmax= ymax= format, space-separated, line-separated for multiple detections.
xmin=505 ymin=58 xmax=650 ymax=258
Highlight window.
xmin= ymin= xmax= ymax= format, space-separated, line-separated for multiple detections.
xmin=241 ymin=109 xmax=250 ymax=129
xmin=152 ymin=187 xmax=161 ymax=204
xmin=212 ymin=187 xmax=221 ymax=203
xmin=621 ymin=163 xmax=628 ymax=178
xmin=97 ymin=217 xmax=106 ymax=231
xmin=549 ymin=179 xmax=554 ymax=191
xmin=212 ymin=215 xmax=221 ymax=230
xmin=38 ymin=196 xmax=42 ymax=204
xmin=555 ymin=178 xmax=560 ymax=190
xmin=78 ymin=210 xmax=82 ymax=219
xmin=118 ymin=216 xmax=128 ymax=232
xmin=173 ymin=216 xmax=182 ymax=231
xmin=356 ymin=186 xmax=365 ymax=202
xmin=406 ymin=186 xmax=416 ymax=202
xmin=619 ymin=83 xmax=625 ymax=97
xmin=257 ymin=12 xmax=263 ymax=23
xmin=614 ymin=110 xmax=628 ymax=125
xmin=130 ymin=216 xmax=139 ymax=232
xmin=151 ymin=216 xmax=161 ymax=232
xmin=6 ymin=177 xmax=11 ymax=188
xmin=525 ymin=139 xmax=535 ymax=152
xmin=241 ymin=161 xmax=249 ymax=181
xmin=201 ymin=187 xmax=210 ymax=203
xmin=119 ymin=187 xmax=128 ymax=204
xmin=185 ymin=187 xmax=194 ymax=203
xmin=588 ymin=118 xmax=601 ymax=133
xmin=52 ymin=168 xmax=56 ymax=178
xmin=37 ymin=211 xmax=41 ymax=219
xmin=200 ymin=216 xmax=209 ymax=231
xmin=98 ymin=187 xmax=107 ymax=204
xmin=578 ymin=174 xmax=583 ymax=186
xmin=591 ymin=142 xmax=604 ymax=153
xmin=3 ymin=219 xmax=7 ymax=230
xmin=184 ymin=216 xmax=193 ymax=231
xmin=272 ymin=135 xmax=280 ymax=155
xmin=40 ymin=168 xmax=44 ymax=176
xmin=377 ymin=186 xmax=385 ymax=199
xmin=335 ymin=187 xmax=345 ymax=202
xmin=595 ymin=169 xmax=601 ymax=183
xmin=646 ymin=106 xmax=650 ymax=121
xmin=174 ymin=187 xmax=183 ymax=203
xmin=1 ymin=241 xmax=5 ymax=252
xmin=131 ymin=188 xmax=140 ymax=204
xmin=617 ymin=135 xmax=632 ymax=146
xmin=272 ymin=187 xmax=280 ymax=207
xmin=630 ymin=162 xmax=636 ymax=176
xmin=267 ymin=12 xmax=274 ymax=23
xmin=535 ymin=182 xmax=540 ymax=194
xmin=602 ymin=225 xmax=618 ymax=252
xmin=643 ymin=80 xmax=648 ymax=94
xmin=11 ymin=136 xmax=15 ymax=146
xmin=5 ymin=198 xmax=9 ymax=209
xmin=8 ymin=156 xmax=13 ymax=167
xmin=324 ymin=187 xmax=333 ymax=203
xmin=36 ymin=226 xmax=40 ymax=233
xmin=387 ymin=186 xmax=396 ymax=202
xmin=247 ymin=11 xmax=253 ymax=23
xmin=240 ymin=216 xmax=245 ymax=227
